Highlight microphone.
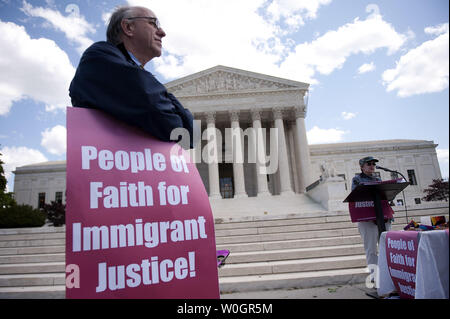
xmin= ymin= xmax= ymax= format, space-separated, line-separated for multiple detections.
xmin=376 ymin=165 xmax=394 ymax=172
xmin=376 ymin=165 xmax=408 ymax=182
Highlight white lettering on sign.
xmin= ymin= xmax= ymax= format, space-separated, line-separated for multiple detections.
xmin=95 ymin=251 xmax=196 ymax=292
xmin=89 ymin=181 xmax=189 ymax=209
xmin=387 ymin=237 xmax=408 ymax=251
xmin=81 ymin=146 xmax=189 ymax=174
xmin=81 ymin=146 xmax=191 ymax=211
xmin=72 ymin=216 xmax=208 ymax=252
xmin=355 ymin=201 xmax=374 ymax=208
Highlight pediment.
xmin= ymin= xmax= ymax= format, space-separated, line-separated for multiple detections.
xmin=165 ymin=65 xmax=309 ymax=96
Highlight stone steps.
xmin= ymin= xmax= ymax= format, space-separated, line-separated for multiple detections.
xmin=0 ymin=253 xmax=65 ymax=264
xmin=215 ymin=220 xmax=354 ymax=236
xmin=0 ymin=238 xmax=65 ymax=248
xmin=0 ymin=273 xmax=65 ymax=287
xmin=219 ymin=268 xmax=369 ymax=293
xmin=0 ymin=285 xmax=65 ymax=299
xmin=216 ymin=228 xmax=360 ymax=245
xmin=0 ymin=262 xmax=65 ymax=275
xmin=217 ymin=235 xmax=363 ymax=252
xmin=0 ymin=226 xmax=66 ymax=298
xmin=219 ymin=255 xmax=367 ymax=277
xmin=0 ymin=246 xmax=65 ymax=257
xmin=224 ymin=244 xmax=365 ymax=263
xmin=0 ymin=232 xmax=65 ymax=241
xmin=0 ymin=209 xmax=446 ymax=298
xmin=214 ymin=213 xmax=372 ymax=292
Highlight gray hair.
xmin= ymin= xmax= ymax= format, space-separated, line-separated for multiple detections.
xmin=106 ymin=6 xmax=135 ymax=45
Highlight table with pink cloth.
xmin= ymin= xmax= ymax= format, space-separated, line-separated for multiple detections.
xmin=377 ymin=229 xmax=449 ymax=299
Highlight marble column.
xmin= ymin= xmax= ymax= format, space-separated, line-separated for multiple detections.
xmin=273 ymin=108 xmax=294 ymax=195
xmin=287 ymin=120 xmax=300 ymax=193
xmin=229 ymin=111 xmax=248 ymax=198
xmin=251 ymin=109 xmax=271 ymax=196
xmin=294 ymin=104 xmax=311 ymax=192
xmin=205 ymin=112 xmax=221 ymax=199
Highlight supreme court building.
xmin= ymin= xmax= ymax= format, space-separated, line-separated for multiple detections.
xmin=12 ymin=66 xmax=446 ymax=215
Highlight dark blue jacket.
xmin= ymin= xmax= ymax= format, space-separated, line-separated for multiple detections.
xmin=69 ymin=41 xmax=193 ymax=148
xmin=351 ymin=172 xmax=381 ymax=191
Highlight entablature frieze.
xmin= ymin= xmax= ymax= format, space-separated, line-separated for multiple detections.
xmin=170 ymin=87 xmax=306 ymax=99
xmin=183 ymin=91 xmax=305 ymax=120
xmin=165 ymin=66 xmax=309 ymax=98
xmin=309 ymin=143 xmax=438 ymax=157
xmin=13 ymin=168 xmax=66 ymax=175
xmin=194 ymin=107 xmax=303 ymax=125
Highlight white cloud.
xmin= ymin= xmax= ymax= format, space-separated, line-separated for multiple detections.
xmin=357 ymin=62 xmax=375 ymax=74
xmin=101 ymin=11 xmax=112 ymax=26
xmin=341 ymin=112 xmax=357 ymax=120
xmin=307 ymin=126 xmax=348 ymax=144
xmin=382 ymin=30 xmax=449 ymax=97
xmin=365 ymin=4 xmax=380 ymax=17
xmin=127 ymin=0 xmax=286 ymax=79
xmin=424 ymin=23 xmax=449 ymax=36
xmin=0 ymin=146 xmax=47 ymax=192
xmin=280 ymin=14 xmax=407 ymax=83
xmin=125 ymin=1 xmax=407 ymax=85
xmin=21 ymin=1 xmax=95 ymax=54
xmin=266 ymin=0 xmax=332 ymax=31
xmin=41 ymin=125 xmax=66 ymax=156
xmin=436 ymin=148 xmax=449 ymax=179
xmin=0 ymin=20 xmax=75 ymax=115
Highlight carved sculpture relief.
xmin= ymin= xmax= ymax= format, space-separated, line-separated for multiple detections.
xmin=169 ymin=71 xmax=297 ymax=95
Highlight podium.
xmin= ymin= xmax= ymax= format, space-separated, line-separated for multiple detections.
xmin=344 ymin=180 xmax=409 ymax=237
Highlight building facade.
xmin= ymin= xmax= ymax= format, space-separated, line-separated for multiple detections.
xmin=167 ymin=66 xmax=311 ymax=199
xmin=12 ymin=66 xmax=445 ymax=213
xmin=308 ymin=139 xmax=443 ymax=207
xmin=13 ymin=161 xmax=66 ymax=209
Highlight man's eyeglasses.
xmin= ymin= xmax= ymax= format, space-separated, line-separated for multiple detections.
xmin=126 ymin=16 xmax=161 ymax=29
xmin=366 ymin=162 xmax=377 ymax=166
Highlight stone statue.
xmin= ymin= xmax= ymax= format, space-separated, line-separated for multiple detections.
xmin=320 ymin=162 xmax=336 ymax=180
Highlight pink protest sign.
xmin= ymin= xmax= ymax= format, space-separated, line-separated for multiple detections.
xmin=348 ymin=200 xmax=394 ymax=222
xmin=65 ymin=107 xmax=219 ymax=299
xmin=385 ymin=231 xmax=419 ymax=299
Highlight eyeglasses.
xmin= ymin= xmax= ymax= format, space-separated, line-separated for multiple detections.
xmin=126 ymin=16 xmax=161 ymax=29
xmin=366 ymin=162 xmax=377 ymax=166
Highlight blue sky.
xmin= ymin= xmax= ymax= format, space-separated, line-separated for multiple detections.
xmin=0 ymin=0 xmax=448 ymax=192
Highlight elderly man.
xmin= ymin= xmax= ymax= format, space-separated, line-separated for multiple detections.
xmin=69 ymin=6 xmax=193 ymax=148
xmin=352 ymin=156 xmax=392 ymax=274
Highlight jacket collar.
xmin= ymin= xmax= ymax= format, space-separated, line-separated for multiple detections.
xmin=116 ymin=42 xmax=137 ymax=66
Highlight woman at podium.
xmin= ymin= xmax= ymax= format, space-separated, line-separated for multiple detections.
xmin=351 ymin=156 xmax=393 ymax=277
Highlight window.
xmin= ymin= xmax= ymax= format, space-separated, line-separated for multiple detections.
xmin=407 ymin=169 xmax=417 ymax=185
xmin=414 ymin=198 xmax=421 ymax=205
xmin=55 ymin=191 xmax=63 ymax=204
xmin=220 ymin=177 xmax=233 ymax=199
xmin=38 ymin=192 xmax=46 ymax=209
xmin=396 ymin=199 xmax=404 ymax=206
